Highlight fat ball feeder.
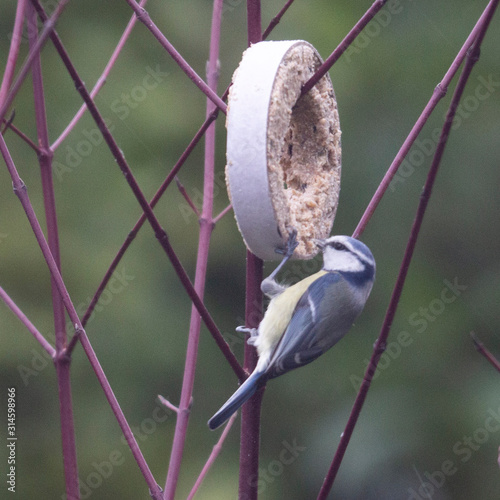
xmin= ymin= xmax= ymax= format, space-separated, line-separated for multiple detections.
xmin=225 ymin=40 xmax=342 ymax=260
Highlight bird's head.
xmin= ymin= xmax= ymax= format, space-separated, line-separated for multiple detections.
xmin=315 ymin=235 xmax=375 ymax=279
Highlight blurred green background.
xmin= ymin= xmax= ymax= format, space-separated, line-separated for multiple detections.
xmin=1 ymin=1 xmax=499 ymax=498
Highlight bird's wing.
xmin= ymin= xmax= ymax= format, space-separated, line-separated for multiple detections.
xmin=265 ymin=272 xmax=357 ymax=379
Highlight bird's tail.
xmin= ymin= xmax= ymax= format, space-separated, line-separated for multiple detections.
xmin=208 ymin=369 xmax=264 ymax=430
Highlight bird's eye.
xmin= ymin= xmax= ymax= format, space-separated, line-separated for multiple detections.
xmin=331 ymin=242 xmax=346 ymax=251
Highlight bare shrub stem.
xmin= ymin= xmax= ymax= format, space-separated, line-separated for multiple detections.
xmin=163 ymin=1 xmax=224 ymax=498
xmin=318 ymin=3 xmax=499 ymax=496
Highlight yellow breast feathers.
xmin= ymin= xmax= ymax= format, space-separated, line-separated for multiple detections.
xmin=256 ymin=270 xmax=328 ymax=356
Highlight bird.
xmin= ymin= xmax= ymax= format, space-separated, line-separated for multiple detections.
xmin=208 ymin=233 xmax=375 ymax=430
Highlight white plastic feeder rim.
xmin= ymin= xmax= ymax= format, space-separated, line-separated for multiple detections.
xmin=226 ymin=40 xmax=341 ymax=260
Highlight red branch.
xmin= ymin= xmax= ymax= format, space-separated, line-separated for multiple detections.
xmin=0 ymin=285 xmax=56 ymax=357
xmin=317 ymin=2 xmax=499 ymax=497
xmin=471 ymin=332 xmax=500 ymax=373
xmin=0 ymin=0 xmax=27 ymax=106
xmin=262 ymin=0 xmax=296 ymax=39
xmin=163 ymin=1 xmax=224 ymax=497
xmin=238 ymin=5 xmax=264 ymax=500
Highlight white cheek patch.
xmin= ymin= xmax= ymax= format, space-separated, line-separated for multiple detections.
xmin=323 ymin=248 xmax=364 ymax=272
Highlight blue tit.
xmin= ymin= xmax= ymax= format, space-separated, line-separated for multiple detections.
xmin=208 ymin=234 xmax=375 ymax=430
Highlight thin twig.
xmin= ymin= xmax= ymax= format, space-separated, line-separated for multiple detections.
xmin=1 ymin=117 xmax=40 ymax=152
xmin=0 ymin=285 xmax=56 ymax=358
xmin=213 ymin=203 xmax=232 ymax=225
xmin=175 ymin=176 xmax=200 ymax=217
xmin=0 ymin=0 xmax=27 ymax=107
xmin=163 ymin=2 xmax=223 ymax=497
xmin=261 ymin=0 xmax=296 ymax=39
xmin=186 ymin=412 xmax=238 ymax=500
xmin=157 ymin=395 xmax=180 ymax=414
xmin=317 ymin=3 xmax=499 ymax=497
xmin=0 ymin=111 xmax=16 ymax=134
xmin=65 ymin=326 xmax=83 ymax=358
xmin=301 ymin=0 xmax=388 ymax=95
xmin=123 ymin=0 xmax=227 ymax=114
xmin=471 ymin=332 xmax=500 ymax=373
xmin=0 ymin=0 xmax=69 ymax=125
xmin=51 ymin=0 xmax=148 ymax=150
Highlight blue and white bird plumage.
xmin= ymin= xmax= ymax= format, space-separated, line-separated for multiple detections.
xmin=208 ymin=235 xmax=375 ymax=430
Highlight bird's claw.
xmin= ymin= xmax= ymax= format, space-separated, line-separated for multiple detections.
xmin=236 ymin=325 xmax=258 ymax=336
xmin=236 ymin=325 xmax=259 ymax=345
xmin=275 ymin=227 xmax=298 ymax=257
xmin=247 ymin=336 xmax=258 ymax=346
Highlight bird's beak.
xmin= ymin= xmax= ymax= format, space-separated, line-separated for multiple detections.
xmin=313 ymin=238 xmax=326 ymax=250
